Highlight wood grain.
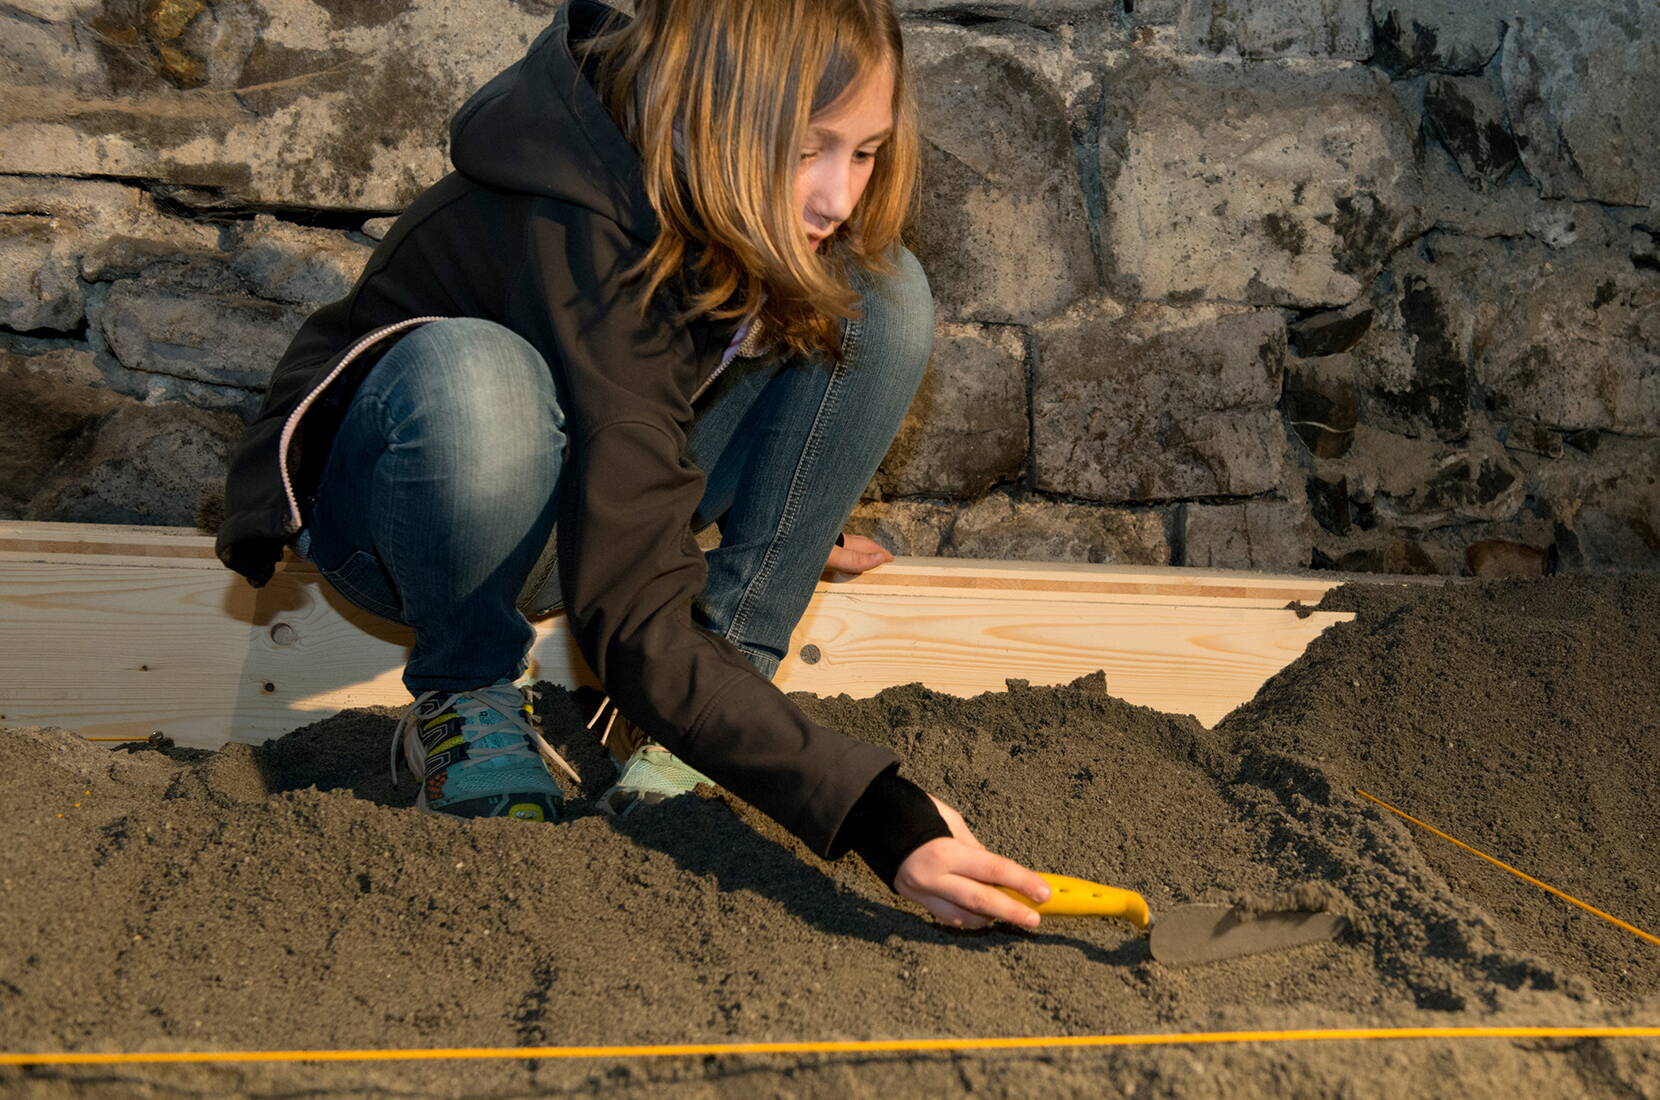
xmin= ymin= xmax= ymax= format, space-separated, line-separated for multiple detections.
xmin=1 ymin=522 xmax=1356 ymax=747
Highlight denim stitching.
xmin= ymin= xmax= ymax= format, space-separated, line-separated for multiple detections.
xmin=723 ymin=317 xmax=861 ymax=649
xmin=319 ymin=550 xmax=406 ymax=622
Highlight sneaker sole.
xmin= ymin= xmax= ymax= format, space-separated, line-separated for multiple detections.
xmin=417 ymin=791 xmax=562 ymax=822
xmin=598 ymin=787 xmax=671 ymax=817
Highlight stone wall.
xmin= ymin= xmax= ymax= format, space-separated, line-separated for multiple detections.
xmin=2 ymin=0 xmax=1656 ymax=574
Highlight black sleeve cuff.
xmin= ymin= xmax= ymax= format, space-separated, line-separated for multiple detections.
xmin=833 ymin=765 xmax=952 ymax=891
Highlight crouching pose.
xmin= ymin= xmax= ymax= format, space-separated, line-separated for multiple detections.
xmin=218 ymin=0 xmax=1049 ymax=929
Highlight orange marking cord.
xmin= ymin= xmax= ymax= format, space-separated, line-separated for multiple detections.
xmin=3 ymin=1027 xmax=1659 ymax=1067
xmin=1355 ymin=788 xmax=1660 ymax=948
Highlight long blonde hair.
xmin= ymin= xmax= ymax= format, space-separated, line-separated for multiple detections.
xmin=577 ymin=0 xmax=920 ymax=359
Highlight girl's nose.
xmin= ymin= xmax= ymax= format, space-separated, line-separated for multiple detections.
xmin=810 ymin=162 xmax=857 ymax=225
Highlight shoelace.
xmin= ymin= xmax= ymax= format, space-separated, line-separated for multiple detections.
xmin=390 ymin=681 xmax=581 ymax=788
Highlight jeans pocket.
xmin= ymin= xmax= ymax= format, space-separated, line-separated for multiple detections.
xmin=317 ymin=547 xmax=407 ymax=624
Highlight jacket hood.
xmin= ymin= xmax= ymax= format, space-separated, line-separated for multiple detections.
xmin=449 ymin=0 xmax=657 ymax=242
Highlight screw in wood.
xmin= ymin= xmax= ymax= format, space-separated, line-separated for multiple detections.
xmin=799 ymin=644 xmax=822 ymax=665
xmin=269 ymin=623 xmax=298 ymax=646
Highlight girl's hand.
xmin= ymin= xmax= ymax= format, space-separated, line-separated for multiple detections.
xmin=893 ymin=796 xmax=1052 ymax=930
xmin=823 ymin=533 xmax=894 ymax=579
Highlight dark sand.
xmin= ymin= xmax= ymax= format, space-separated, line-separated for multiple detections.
xmin=2 ymin=576 xmax=1657 ymax=1096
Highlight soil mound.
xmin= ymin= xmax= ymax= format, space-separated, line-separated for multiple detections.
xmin=1230 ymin=576 xmax=1660 ymax=1005
xmin=2 ymin=575 xmax=1657 ymax=1096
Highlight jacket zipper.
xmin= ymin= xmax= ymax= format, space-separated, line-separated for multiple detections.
xmin=689 ymin=357 xmax=730 ymax=404
xmin=277 ymin=316 xmax=448 ymax=533
xmin=690 ymin=316 xmax=754 ymax=404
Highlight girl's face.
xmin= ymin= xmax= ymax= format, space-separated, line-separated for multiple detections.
xmin=796 ymin=64 xmax=895 ymax=251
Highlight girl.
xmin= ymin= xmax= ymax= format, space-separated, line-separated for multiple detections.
xmin=217 ymin=0 xmax=1049 ymax=930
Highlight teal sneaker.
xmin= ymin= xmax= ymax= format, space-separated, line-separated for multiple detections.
xmin=391 ymin=678 xmax=580 ymax=822
xmin=599 ymin=743 xmax=714 ymax=816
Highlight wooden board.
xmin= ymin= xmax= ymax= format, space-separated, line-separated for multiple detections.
xmin=0 ymin=522 xmax=1358 ymax=747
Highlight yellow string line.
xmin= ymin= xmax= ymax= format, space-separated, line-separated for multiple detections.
xmin=4 ymin=1027 xmax=1659 ymax=1066
xmin=1354 ymin=788 xmax=1660 ymax=948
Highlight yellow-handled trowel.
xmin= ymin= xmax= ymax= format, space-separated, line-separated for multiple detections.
xmin=999 ymin=873 xmax=1348 ymax=967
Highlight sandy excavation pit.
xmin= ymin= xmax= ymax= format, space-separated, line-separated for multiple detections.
xmin=3 ymin=575 xmax=1658 ymax=1096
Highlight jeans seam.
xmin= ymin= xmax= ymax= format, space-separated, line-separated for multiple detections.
xmin=312 ymin=385 xmax=408 ymax=623
xmin=723 ymin=319 xmax=860 ymax=649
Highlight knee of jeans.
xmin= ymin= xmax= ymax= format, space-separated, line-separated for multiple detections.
xmin=377 ymin=317 xmax=566 ymax=439
xmin=853 ymin=247 xmax=934 ymax=374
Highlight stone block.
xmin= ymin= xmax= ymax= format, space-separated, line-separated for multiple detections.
xmin=1396 ymin=445 xmax=1526 ymax=527
xmin=24 ymin=400 xmax=243 ymax=526
xmin=1422 ymin=75 xmax=1518 ymax=192
xmin=229 ymin=216 xmax=370 ymax=307
xmin=0 ymin=348 xmax=122 ymax=514
xmin=0 ymin=218 xmax=82 ymax=332
xmin=1100 ymin=57 xmax=1424 ymax=308
xmin=0 ymin=2 xmax=108 ymax=91
xmin=906 ymin=24 xmax=1097 ymax=323
xmin=1322 ymin=538 xmax=1442 ymax=575
xmin=845 ymin=500 xmax=957 ymax=558
xmin=1500 ymin=419 xmax=1563 ymax=460
xmin=1532 ymin=436 xmax=1660 ymax=572
xmin=1288 ymin=303 xmax=1373 ymax=358
xmin=93 ymin=263 xmax=309 ymax=391
xmin=1363 ymin=434 xmax=1526 ymax=528
xmin=896 ymin=0 xmax=1116 ymax=24
xmin=1311 ymin=422 xmax=1534 ymax=539
xmin=1306 ymin=474 xmax=1351 ymax=534
xmin=1283 ymin=353 xmax=1358 ymax=459
xmin=1348 ymin=249 xmax=1472 ymax=442
xmin=877 ymin=320 xmax=1027 ymax=498
xmin=0 ymin=175 xmax=219 ymax=283
xmin=1464 ymin=538 xmax=1548 ymax=578
xmin=1500 ymin=10 xmax=1660 ymax=206
xmin=1125 ymin=0 xmax=1185 ymax=22
xmin=1314 ymin=421 xmax=1434 ymax=501
xmin=1034 ymin=299 xmax=1287 ymax=501
xmin=947 ymin=489 xmax=1171 ymax=564
xmin=1464 ymin=239 xmax=1660 ymax=434
xmin=1180 ymin=0 xmax=1372 ymax=60
xmin=1182 ymin=497 xmax=1314 ymax=571
xmin=1416 ymin=145 xmax=1532 ymax=243
xmin=0 ymin=1 xmax=551 ymax=208
xmin=1370 ymin=0 xmax=1511 ymax=76
xmin=0 ymin=339 xmax=102 ymax=388
xmin=1633 ymin=225 xmax=1660 ymax=272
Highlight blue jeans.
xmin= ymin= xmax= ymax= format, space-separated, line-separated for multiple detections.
xmin=298 ymin=248 xmax=933 ymax=694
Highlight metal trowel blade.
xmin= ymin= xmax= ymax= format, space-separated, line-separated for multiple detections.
xmin=1148 ymin=905 xmax=1348 ymax=967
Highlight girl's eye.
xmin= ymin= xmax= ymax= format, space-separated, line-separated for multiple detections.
xmin=799 ymin=150 xmax=820 ymax=162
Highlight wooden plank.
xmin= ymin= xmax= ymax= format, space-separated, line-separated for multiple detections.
xmin=0 ymin=521 xmax=223 ymax=563
xmin=0 ymin=522 xmax=1360 ymax=747
xmin=0 ymin=523 xmax=1349 ymax=604
xmin=782 ymin=591 xmax=1345 ymax=725
xmin=0 ymin=559 xmax=446 ymax=746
